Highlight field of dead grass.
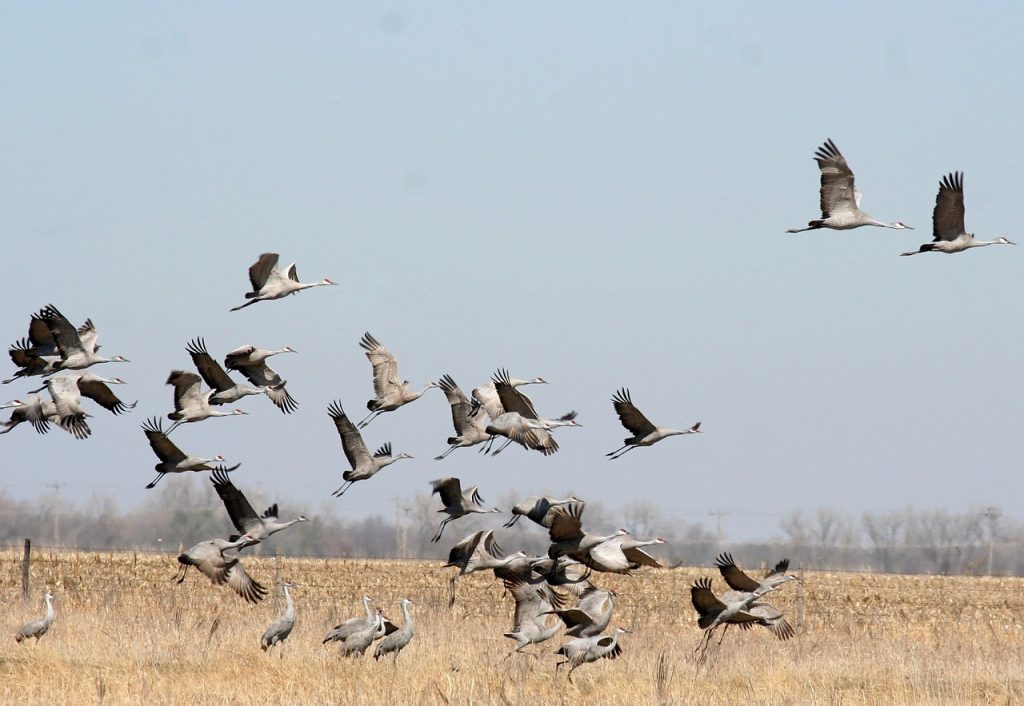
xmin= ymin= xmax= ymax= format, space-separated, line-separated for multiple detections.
xmin=2 ymin=548 xmax=1024 ymax=705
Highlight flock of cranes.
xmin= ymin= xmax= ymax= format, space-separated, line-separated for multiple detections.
xmin=7 ymin=139 xmax=1016 ymax=674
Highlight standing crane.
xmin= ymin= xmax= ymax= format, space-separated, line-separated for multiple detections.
xmin=230 ymin=252 xmax=336 ymax=311
xmin=606 ymin=388 xmax=701 ymax=459
xmin=210 ymin=469 xmax=308 ymax=547
xmin=373 ymin=598 xmax=415 ymax=661
xmin=323 ymin=595 xmax=375 ymax=645
xmin=901 ymin=172 xmax=1015 ymax=255
xmin=261 ymin=582 xmax=296 ymax=655
xmin=787 ymin=139 xmax=912 ymax=233
xmin=15 ymin=591 xmax=55 ymax=644
xmin=165 ymin=370 xmax=248 ymax=433
xmin=356 ymin=332 xmax=438 ymax=428
xmin=429 ymin=477 xmax=501 ymax=542
xmin=434 ymin=374 xmax=490 ymax=459
xmin=222 ymin=344 xmax=298 ymax=413
xmin=141 ymin=417 xmax=238 ymax=489
xmin=175 ymin=533 xmax=267 ymax=603
xmin=327 ymin=401 xmax=412 ymax=497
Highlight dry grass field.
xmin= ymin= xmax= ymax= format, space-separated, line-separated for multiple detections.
xmin=2 ymin=548 xmax=1024 ymax=705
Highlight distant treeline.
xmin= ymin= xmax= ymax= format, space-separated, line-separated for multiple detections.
xmin=0 ymin=481 xmax=1018 ymax=576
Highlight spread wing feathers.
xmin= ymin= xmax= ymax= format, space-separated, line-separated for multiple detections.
xmin=77 ymin=378 xmax=136 ymax=414
xmin=714 ymin=552 xmax=761 ymax=593
xmin=286 ymin=262 xmax=299 ymax=282
xmin=611 ymin=388 xmax=656 ymax=436
xmin=374 ymin=443 xmax=392 ymax=458
xmin=166 ymin=370 xmax=205 ymax=408
xmin=623 ymin=545 xmax=663 ymax=568
xmin=439 ymin=375 xmax=478 ymax=432
xmin=431 ymin=477 xmax=464 ymax=507
xmin=222 ymin=345 xmax=256 ymax=369
xmin=211 ymin=469 xmax=261 ymax=534
xmin=40 ymin=305 xmax=86 ymax=359
xmin=186 ymin=338 xmax=236 ymax=391
xmin=27 ymin=315 xmax=58 ymax=353
xmin=814 ymin=138 xmax=857 ymax=218
xmin=141 ymin=417 xmax=185 ymax=461
xmin=261 ymin=504 xmax=279 ymax=520
xmin=360 ymin=333 xmax=401 ymax=398
xmin=264 ymin=382 xmax=298 ymax=413
xmin=226 ymin=562 xmax=268 ymax=603
xmin=328 ymin=401 xmax=371 ymax=467
xmin=492 ymin=369 xmax=538 ymax=418
xmin=767 ymin=558 xmax=790 ymax=579
xmin=576 ymin=587 xmax=612 ymax=618
xmin=690 ymin=577 xmax=726 ymax=626
xmin=59 ymin=414 xmax=91 ymax=439
xmin=446 ymin=530 xmax=502 ymax=568
xmin=505 ymin=578 xmax=562 ymax=630
xmin=8 ymin=339 xmax=50 ymax=368
xmin=740 ymin=602 xmax=796 ymax=640
xmin=248 ymin=253 xmax=280 ymax=292
xmin=233 ymin=363 xmax=297 ymax=413
xmin=604 ymin=640 xmax=623 ymax=660
xmin=548 ymin=502 xmax=586 ymax=542
xmin=933 ymin=171 xmax=966 ymax=242
xmin=46 ymin=375 xmax=83 ymax=417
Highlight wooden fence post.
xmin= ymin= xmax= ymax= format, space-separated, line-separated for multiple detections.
xmin=22 ymin=538 xmax=31 ymax=600
xmin=274 ymin=549 xmax=282 ymax=613
xmin=796 ymin=562 xmax=805 ymax=632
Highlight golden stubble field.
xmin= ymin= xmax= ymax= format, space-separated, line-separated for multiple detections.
xmin=2 ymin=548 xmax=1024 ymax=705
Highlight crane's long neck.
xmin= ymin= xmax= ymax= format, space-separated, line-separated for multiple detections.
xmin=401 ymin=601 xmax=412 ymax=627
xmin=362 ymin=597 xmax=374 ymax=622
xmin=43 ymin=595 xmax=54 ymax=622
xmin=283 ymin=585 xmax=294 ymax=618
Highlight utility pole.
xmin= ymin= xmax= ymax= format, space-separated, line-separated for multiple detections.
xmin=983 ymin=506 xmax=1000 ymax=577
xmin=46 ymin=482 xmax=65 ymax=547
xmin=708 ymin=509 xmax=728 ymax=545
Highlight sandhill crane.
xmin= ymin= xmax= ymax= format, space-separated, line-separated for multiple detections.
xmin=579 ymin=535 xmax=667 ymax=574
xmin=38 ymin=304 xmax=130 ymax=371
xmin=175 ymin=533 xmax=267 ymax=603
xmin=504 ymin=495 xmax=579 ymax=528
xmin=444 ymin=530 xmax=527 ymax=607
xmin=472 ymin=375 xmax=547 ymax=421
xmin=230 ymin=252 xmax=336 ymax=311
xmin=185 ymin=338 xmax=266 ymax=405
xmin=15 ymin=591 xmax=55 ymax=644
xmin=544 ymin=585 xmax=616 ymax=637
xmin=165 ymin=370 xmax=248 ymax=433
xmin=689 ymin=577 xmax=780 ymax=659
xmin=901 ymin=172 xmax=1015 ymax=256
xmin=261 ymin=582 xmax=295 ymax=655
xmin=37 ymin=372 xmax=136 ymax=427
xmin=374 ymin=598 xmax=415 ymax=661
xmin=434 ymin=374 xmax=490 ymax=459
xmin=787 ymin=139 xmax=912 ymax=233
xmin=429 ymin=477 xmax=501 ymax=542
xmin=210 ymin=468 xmax=307 ymax=547
xmin=502 ymin=577 xmax=563 ymax=654
xmin=323 ymin=595 xmax=375 ymax=644
xmin=327 ymin=401 xmax=412 ymax=498
xmin=607 ymin=388 xmax=701 ymax=459
xmin=545 ymin=501 xmax=628 ymax=559
xmin=0 ymin=394 xmax=90 ymax=439
xmin=555 ymin=626 xmax=628 ymax=682
xmin=222 ymin=344 xmax=298 ymax=413
xmin=141 ymin=417 xmax=238 ymax=488
xmin=726 ymin=593 xmax=795 ymax=641
xmin=39 ymin=375 xmax=93 ymax=439
xmin=483 ymin=369 xmax=569 ymax=456
xmin=357 ymin=332 xmax=438 ymax=428
xmin=715 ymin=553 xmax=797 ymax=594
xmin=5 ymin=311 xmax=99 ymax=384
xmin=531 ymin=556 xmax=595 ymax=597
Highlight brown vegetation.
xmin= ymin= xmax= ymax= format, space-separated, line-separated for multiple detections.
xmin=3 ymin=549 xmax=1024 ymax=705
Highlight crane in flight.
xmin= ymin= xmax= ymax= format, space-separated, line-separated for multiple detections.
xmin=901 ymin=172 xmax=1015 ymax=256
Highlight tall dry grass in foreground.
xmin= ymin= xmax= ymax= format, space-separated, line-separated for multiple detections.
xmin=2 ymin=548 xmax=1024 ymax=705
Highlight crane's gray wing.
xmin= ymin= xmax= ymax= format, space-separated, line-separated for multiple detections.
xmin=46 ymin=375 xmax=82 ymax=417
xmin=39 ymin=305 xmax=84 ymax=359
xmin=141 ymin=417 xmax=185 ymax=462
xmin=742 ymin=601 xmax=795 ymax=640
xmin=27 ymin=315 xmax=56 ymax=353
xmin=359 ymin=333 xmax=401 ymax=398
xmin=286 ymin=262 xmax=299 ymax=282
xmin=765 ymin=557 xmax=790 ymax=579
xmin=714 ymin=552 xmax=761 ymax=593
xmin=623 ymin=545 xmax=663 ymax=568
xmin=235 ymin=363 xmax=297 ymax=413
xmin=439 ymin=375 xmax=475 ymax=433
xmin=446 ymin=530 xmax=486 ymax=567
xmin=576 ymin=587 xmax=613 ymax=619
xmin=248 ymin=253 xmax=279 ymax=291
xmin=611 ymin=388 xmax=657 ymax=436
xmin=430 ymin=477 xmax=463 ymax=507
xmin=186 ymin=338 xmax=236 ymax=392
xmin=471 ymin=382 xmax=504 ymax=420
xmin=211 ymin=469 xmax=261 ymax=534
xmin=932 ymin=171 xmax=966 ymax=242
xmin=690 ymin=577 xmax=726 ymax=627
xmin=77 ymin=319 xmax=99 ymax=353
xmin=223 ymin=345 xmax=256 ymax=370
xmin=814 ymin=139 xmax=857 ymax=219
xmin=328 ymin=401 xmax=371 ymax=467
xmin=493 ymin=369 xmax=538 ymax=419
xmin=548 ymin=502 xmax=585 ymax=542
xmin=225 ymin=561 xmax=267 ymax=603
xmin=77 ymin=378 xmax=136 ymax=414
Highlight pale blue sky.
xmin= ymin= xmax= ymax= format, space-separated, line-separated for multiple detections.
xmin=1 ymin=3 xmax=1021 ymax=541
